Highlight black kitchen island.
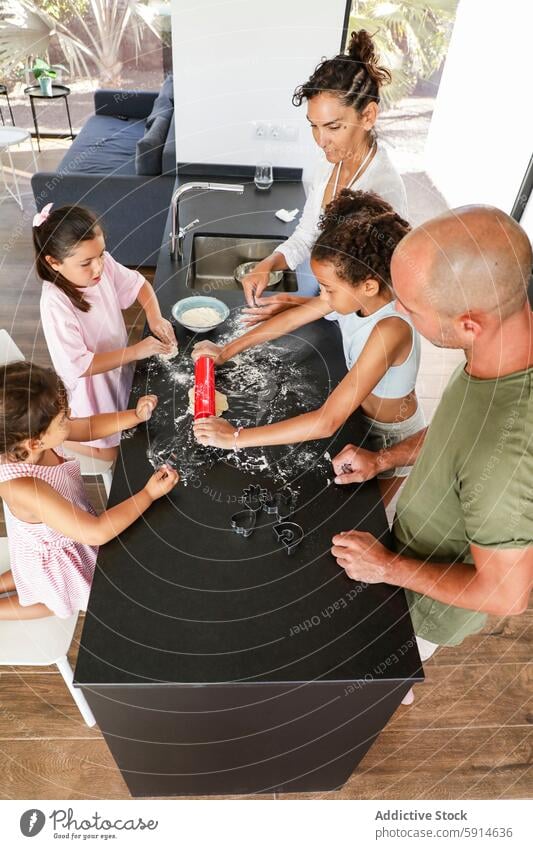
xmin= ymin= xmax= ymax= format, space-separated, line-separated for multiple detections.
xmin=74 ymin=172 xmax=423 ymax=797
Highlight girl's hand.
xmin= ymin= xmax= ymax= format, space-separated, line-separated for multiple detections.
xmin=144 ymin=464 xmax=179 ymax=501
xmin=241 ymin=258 xmax=275 ymax=306
xmin=134 ymin=335 xmax=172 ymax=360
xmin=135 ymin=394 xmax=158 ymax=422
xmin=240 ymin=294 xmax=296 ymax=327
xmin=149 ymin=317 xmax=176 ymax=347
xmin=332 ymin=443 xmax=379 ymax=484
xmin=193 ymin=416 xmax=235 ymax=448
xmin=191 ymin=341 xmax=224 ymax=365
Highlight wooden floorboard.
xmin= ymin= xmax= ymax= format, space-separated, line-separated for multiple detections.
xmin=277 ymin=726 xmax=532 ymax=800
xmin=0 ymin=143 xmax=531 ymax=799
xmin=0 ymin=739 xmax=276 ymax=800
xmin=389 ymin=662 xmax=532 ymax=730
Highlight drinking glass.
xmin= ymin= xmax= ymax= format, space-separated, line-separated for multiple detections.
xmin=254 ymin=161 xmax=273 ymax=191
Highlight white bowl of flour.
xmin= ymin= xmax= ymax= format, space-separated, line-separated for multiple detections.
xmin=172 ymin=296 xmax=230 ymax=333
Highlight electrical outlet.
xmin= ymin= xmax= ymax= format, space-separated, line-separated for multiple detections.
xmin=251 ymin=122 xmax=299 ymax=142
xmin=251 ymin=121 xmax=269 ymax=139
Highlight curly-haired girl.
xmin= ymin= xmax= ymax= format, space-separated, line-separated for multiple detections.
xmin=191 ymin=190 xmax=423 ymax=505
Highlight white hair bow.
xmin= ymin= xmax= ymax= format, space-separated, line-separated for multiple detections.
xmin=32 ymin=203 xmax=53 ymax=228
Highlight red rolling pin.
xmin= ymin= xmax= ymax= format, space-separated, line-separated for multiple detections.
xmin=194 ymin=356 xmax=216 ymax=419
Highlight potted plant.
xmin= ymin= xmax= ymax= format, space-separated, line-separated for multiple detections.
xmin=27 ymin=58 xmax=67 ymax=96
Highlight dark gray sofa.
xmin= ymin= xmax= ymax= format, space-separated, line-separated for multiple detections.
xmin=31 ymin=77 xmax=176 ymax=266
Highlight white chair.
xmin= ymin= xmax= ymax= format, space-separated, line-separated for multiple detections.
xmin=0 ymin=329 xmax=114 ymax=496
xmin=0 ymin=538 xmax=96 ymax=727
xmin=64 ymin=449 xmax=113 ymax=497
xmin=0 ymin=328 xmax=24 ymax=364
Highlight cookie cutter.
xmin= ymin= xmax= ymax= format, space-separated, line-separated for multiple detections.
xmin=242 ymin=484 xmax=270 ymax=512
xmin=262 ymin=488 xmax=296 ymax=521
xmin=273 ymin=521 xmax=304 ymax=556
xmin=230 ymin=509 xmax=257 ymax=538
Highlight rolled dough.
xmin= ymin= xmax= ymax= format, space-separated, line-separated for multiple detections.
xmin=158 ymin=343 xmax=179 ymax=361
xmin=187 ymin=387 xmax=228 ymax=417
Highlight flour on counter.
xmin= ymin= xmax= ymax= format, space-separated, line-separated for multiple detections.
xmin=145 ymin=306 xmax=333 ymax=485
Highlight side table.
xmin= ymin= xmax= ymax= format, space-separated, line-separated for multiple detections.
xmin=24 ymin=84 xmax=74 ymax=152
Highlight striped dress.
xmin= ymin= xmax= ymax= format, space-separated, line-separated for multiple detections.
xmin=0 ymin=449 xmax=98 ymax=618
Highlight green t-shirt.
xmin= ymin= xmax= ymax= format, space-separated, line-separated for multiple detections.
xmin=394 ymin=363 xmax=533 ymax=646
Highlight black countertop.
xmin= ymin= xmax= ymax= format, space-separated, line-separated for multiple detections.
xmin=75 ymin=176 xmax=422 ymax=687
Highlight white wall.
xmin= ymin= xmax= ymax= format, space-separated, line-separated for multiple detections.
xmin=170 ymin=0 xmax=347 ymax=180
xmin=425 ymin=0 xmax=533 ymax=238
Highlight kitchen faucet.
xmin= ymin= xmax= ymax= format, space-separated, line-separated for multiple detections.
xmin=170 ymin=182 xmax=244 ymax=261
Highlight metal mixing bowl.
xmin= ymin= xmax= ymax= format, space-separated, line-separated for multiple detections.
xmin=234 ymin=261 xmax=283 ymax=288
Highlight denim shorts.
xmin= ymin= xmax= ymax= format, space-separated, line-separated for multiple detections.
xmin=361 ymin=405 xmax=426 ymax=479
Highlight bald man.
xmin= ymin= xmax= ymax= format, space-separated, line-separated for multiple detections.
xmin=330 ymin=206 xmax=533 ymax=689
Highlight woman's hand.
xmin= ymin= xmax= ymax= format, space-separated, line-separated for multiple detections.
xmin=133 ymin=335 xmax=172 ymax=360
xmin=144 ymin=464 xmax=179 ymax=501
xmin=193 ymin=416 xmax=235 ymax=449
xmin=149 ymin=316 xmax=176 ymax=347
xmin=241 ymin=257 xmax=276 ymax=306
xmin=135 ymin=394 xmax=158 ymax=422
xmin=332 ymin=443 xmax=380 ymax=484
xmin=191 ymin=341 xmax=225 ymax=365
xmin=240 ymin=294 xmax=298 ymax=327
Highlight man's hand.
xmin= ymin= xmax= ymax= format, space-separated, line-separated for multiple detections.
xmin=135 ymin=394 xmax=158 ymax=422
xmin=149 ymin=316 xmax=175 ymax=347
xmin=193 ymin=416 xmax=235 ymax=448
xmin=241 ymin=294 xmax=297 ymax=327
xmin=331 ymin=530 xmax=392 ymax=583
xmin=191 ymin=340 xmax=225 ymax=365
xmin=332 ymin=444 xmax=381 ymax=484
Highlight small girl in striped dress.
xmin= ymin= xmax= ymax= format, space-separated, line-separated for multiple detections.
xmin=0 ymin=361 xmax=178 ymax=620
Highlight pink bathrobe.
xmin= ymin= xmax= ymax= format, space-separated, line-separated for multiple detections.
xmin=40 ymin=251 xmax=144 ymax=448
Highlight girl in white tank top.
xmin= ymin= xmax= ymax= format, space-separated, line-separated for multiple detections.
xmin=192 ymin=190 xmax=424 ymax=505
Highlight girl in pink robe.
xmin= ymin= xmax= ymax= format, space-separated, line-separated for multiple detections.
xmin=35 ymin=204 xmax=176 ymax=460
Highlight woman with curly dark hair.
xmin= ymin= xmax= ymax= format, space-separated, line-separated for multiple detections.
xmin=192 ymin=190 xmax=423 ymax=505
xmin=241 ymin=29 xmax=408 ymax=325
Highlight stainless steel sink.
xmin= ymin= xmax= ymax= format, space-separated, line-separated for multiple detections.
xmin=186 ymin=235 xmax=298 ymax=293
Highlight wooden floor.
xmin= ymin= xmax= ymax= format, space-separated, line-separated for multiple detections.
xmin=0 ymin=141 xmax=530 ymax=801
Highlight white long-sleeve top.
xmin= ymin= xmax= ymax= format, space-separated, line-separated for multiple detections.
xmin=277 ymin=144 xmax=408 ymax=270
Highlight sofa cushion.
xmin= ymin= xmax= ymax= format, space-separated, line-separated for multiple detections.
xmin=145 ymin=74 xmax=174 ymax=129
xmin=58 ymin=114 xmax=145 ymax=176
xmin=135 ymin=114 xmax=171 ymax=176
